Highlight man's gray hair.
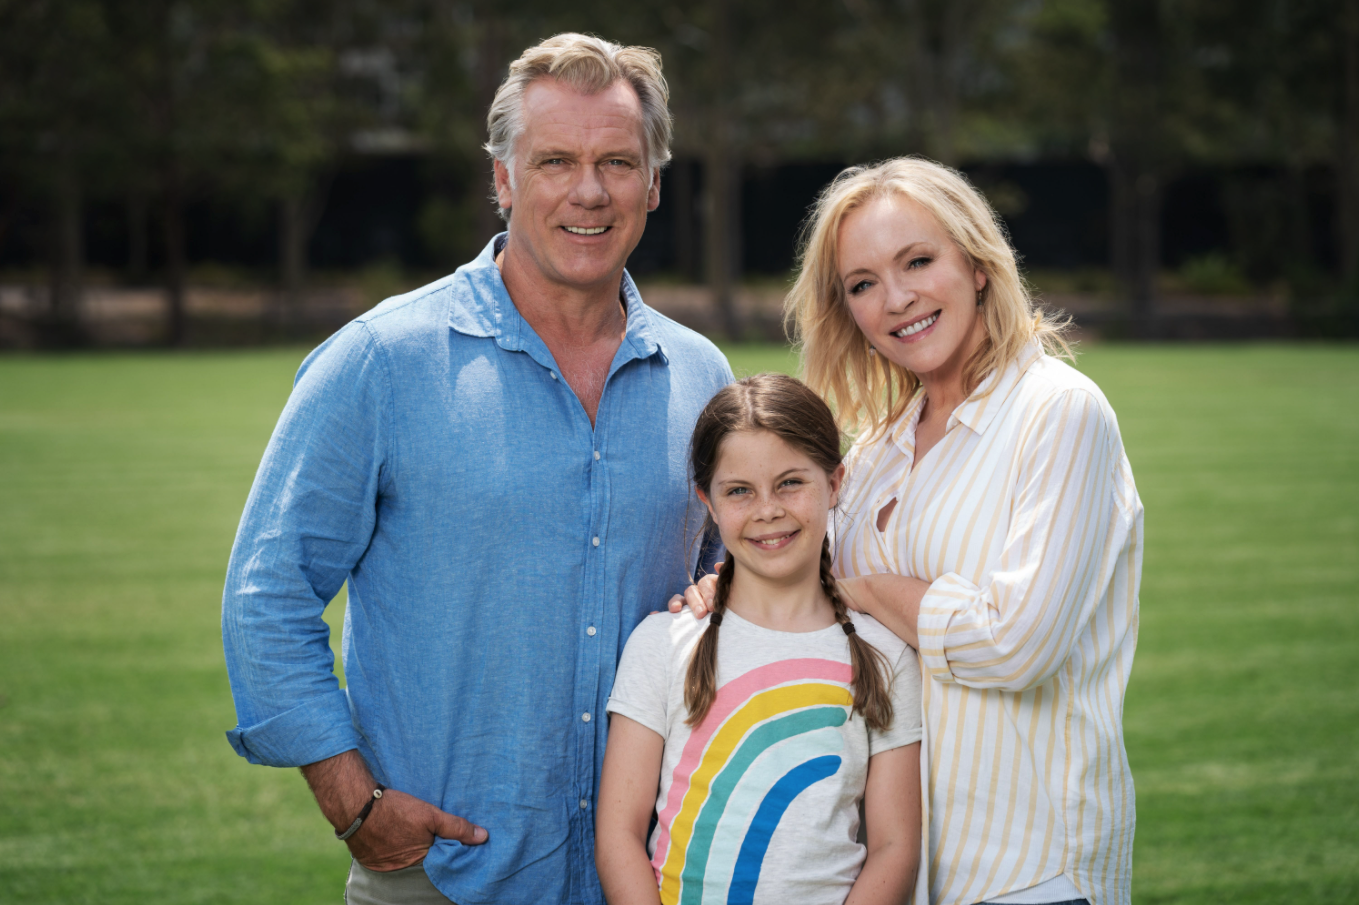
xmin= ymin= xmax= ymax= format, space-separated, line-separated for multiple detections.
xmin=485 ymin=33 xmax=673 ymax=184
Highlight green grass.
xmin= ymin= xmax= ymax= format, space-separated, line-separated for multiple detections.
xmin=0 ymin=343 xmax=1355 ymax=903
xmin=1075 ymin=347 xmax=1359 ymax=903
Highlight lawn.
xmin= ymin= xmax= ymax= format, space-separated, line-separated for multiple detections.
xmin=0 ymin=343 xmax=1355 ymax=904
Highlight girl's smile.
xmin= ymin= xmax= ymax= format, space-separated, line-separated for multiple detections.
xmin=747 ymin=529 xmax=800 ymax=550
xmin=696 ymin=429 xmax=844 ymax=626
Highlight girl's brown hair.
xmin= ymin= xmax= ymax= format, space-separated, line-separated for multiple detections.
xmin=684 ymin=373 xmax=894 ymax=732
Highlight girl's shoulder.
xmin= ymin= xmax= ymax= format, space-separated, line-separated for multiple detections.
xmin=848 ymin=611 xmax=914 ymax=666
xmin=850 ymin=612 xmax=924 ymax=735
xmin=624 ymin=609 xmax=711 ymax=660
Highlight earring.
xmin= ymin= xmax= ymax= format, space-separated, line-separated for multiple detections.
xmin=976 ymin=289 xmax=985 ymax=305
xmin=868 ymin=346 xmax=877 ymax=357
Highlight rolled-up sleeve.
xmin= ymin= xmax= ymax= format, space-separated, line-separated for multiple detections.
xmin=222 ymin=322 xmax=392 ymax=766
xmin=916 ymin=388 xmax=1129 ymax=692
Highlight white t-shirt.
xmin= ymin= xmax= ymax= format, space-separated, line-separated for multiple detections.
xmin=607 ymin=608 xmax=923 ymax=905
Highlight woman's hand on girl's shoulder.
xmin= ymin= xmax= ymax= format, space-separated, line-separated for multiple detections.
xmin=666 ymin=563 xmax=722 ymax=618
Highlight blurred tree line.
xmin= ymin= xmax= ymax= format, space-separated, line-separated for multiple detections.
xmin=0 ymin=0 xmax=1355 ymax=343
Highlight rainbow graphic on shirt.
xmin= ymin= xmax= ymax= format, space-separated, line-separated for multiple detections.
xmin=652 ymin=658 xmax=854 ymax=905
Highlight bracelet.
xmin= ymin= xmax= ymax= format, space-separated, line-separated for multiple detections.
xmin=335 ymin=783 xmax=386 ymax=841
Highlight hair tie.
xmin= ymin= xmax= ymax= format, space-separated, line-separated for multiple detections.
xmin=709 ymin=611 xmax=723 ymax=626
xmin=842 ymin=621 xmax=856 ymax=636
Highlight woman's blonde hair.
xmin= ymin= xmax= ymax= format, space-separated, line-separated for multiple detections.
xmin=785 ymin=157 xmax=1072 ymax=436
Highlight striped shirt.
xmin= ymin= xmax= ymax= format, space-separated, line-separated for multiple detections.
xmin=834 ymin=342 xmax=1142 ymax=905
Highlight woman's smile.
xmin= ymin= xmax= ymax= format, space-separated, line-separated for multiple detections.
xmin=889 ymin=310 xmax=941 ymax=341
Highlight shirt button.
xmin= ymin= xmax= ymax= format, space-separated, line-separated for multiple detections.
xmin=582 ymin=712 xmax=592 ymax=722
xmin=587 ymin=625 xmax=597 ymax=636
xmin=579 ymin=798 xmax=589 ymax=809
xmin=550 ymin=371 xmax=558 ymax=380
xmin=593 ymin=450 xmax=600 ymax=460
xmin=592 ymin=536 xmax=600 ymax=547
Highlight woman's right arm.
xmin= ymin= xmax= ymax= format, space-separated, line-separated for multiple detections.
xmin=596 ymin=715 xmax=665 ymax=905
xmin=852 ymin=388 xmax=1133 ymax=692
xmin=837 ymin=574 xmax=929 ymax=649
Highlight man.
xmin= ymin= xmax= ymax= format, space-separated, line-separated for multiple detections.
xmin=222 ymin=34 xmax=732 ymax=905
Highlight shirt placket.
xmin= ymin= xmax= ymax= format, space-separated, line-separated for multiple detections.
xmin=522 ymin=341 xmax=605 ymax=905
xmin=572 ymin=441 xmax=603 ymax=905
xmin=574 ymin=366 xmax=627 ymax=904
xmin=869 ymin=407 xmax=922 ymax=572
xmin=525 ymin=311 xmax=650 ymax=903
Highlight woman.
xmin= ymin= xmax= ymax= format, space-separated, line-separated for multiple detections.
xmin=793 ymin=157 xmax=1141 ymax=905
xmin=676 ymin=157 xmax=1141 ymax=905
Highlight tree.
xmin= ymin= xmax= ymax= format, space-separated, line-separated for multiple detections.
xmin=0 ymin=0 xmax=123 ymax=344
xmin=1106 ymin=0 xmax=1166 ymax=326
xmin=415 ymin=0 xmax=533 ymax=268
xmin=1008 ymin=0 xmax=1358 ymax=315
xmin=1336 ymin=0 xmax=1359 ymax=287
xmin=106 ymin=0 xmax=214 ymax=345
xmin=874 ymin=0 xmax=1010 ymax=165
xmin=105 ymin=0 xmax=349 ymax=344
xmin=639 ymin=0 xmax=1016 ymax=337
xmin=222 ymin=0 xmax=373 ymax=335
xmin=645 ymin=1 xmax=869 ymax=338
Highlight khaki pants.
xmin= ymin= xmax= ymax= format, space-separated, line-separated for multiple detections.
xmin=345 ymin=861 xmax=453 ymax=905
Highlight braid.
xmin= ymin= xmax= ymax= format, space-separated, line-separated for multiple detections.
xmin=684 ymin=562 xmax=735 ymax=726
xmin=821 ymin=537 xmax=895 ymax=732
xmin=820 ymin=537 xmax=846 ymax=615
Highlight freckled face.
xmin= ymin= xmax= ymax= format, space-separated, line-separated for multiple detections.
xmin=494 ymin=78 xmax=660 ymax=294
xmin=837 ymin=195 xmax=988 ymax=384
xmin=696 ymin=430 xmax=844 ymax=591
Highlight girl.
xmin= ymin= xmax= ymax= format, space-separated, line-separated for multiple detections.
xmin=596 ymin=374 xmax=923 ymax=905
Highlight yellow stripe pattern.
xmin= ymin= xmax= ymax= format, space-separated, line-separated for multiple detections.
xmin=835 ymin=343 xmax=1143 ymax=905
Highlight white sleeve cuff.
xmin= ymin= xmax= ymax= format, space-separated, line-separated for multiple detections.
xmin=916 ymin=572 xmax=986 ymax=684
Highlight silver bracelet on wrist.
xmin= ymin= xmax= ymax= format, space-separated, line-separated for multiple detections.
xmin=336 ymin=784 xmax=386 ymax=841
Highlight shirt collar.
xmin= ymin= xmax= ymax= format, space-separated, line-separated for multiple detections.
xmin=948 ymin=340 xmax=1043 ymax=435
xmin=887 ymin=389 xmax=928 ymax=457
xmin=884 ymin=340 xmax=1043 ymax=454
xmin=449 ymin=233 xmax=667 ymax=367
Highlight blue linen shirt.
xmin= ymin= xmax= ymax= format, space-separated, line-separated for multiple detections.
xmin=222 ymin=234 xmax=732 ymax=905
